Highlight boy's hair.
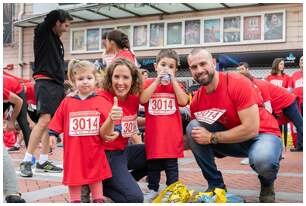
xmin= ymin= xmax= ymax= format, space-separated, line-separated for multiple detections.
xmin=67 ymin=59 xmax=96 ymax=83
xmin=102 ymin=58 xmax=143 ymax=95
xmin=156 ymin=49 xmax=180 ymax=67
xmin=271 ymin=58 xmax=285 ymax=75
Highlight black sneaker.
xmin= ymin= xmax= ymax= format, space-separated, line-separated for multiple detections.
xmin=5 ymin=194 xmax=26 ymax=203
xmin=290 ymin=147 xmax=303 ymax=152
xmin=81 ymin=185 xmax=91 ymax=203
xmin=36 ymin=161 xmax=63 ymax=173
xmin=8 ymin=146 xmax=20 ymax=152
xmin=259 ymin=183 xmax=275 ymax=203
xmin=20 ymin=161 xmax=33 ymax=177
xmin=205 ymin=184 xmax=227 ymax=193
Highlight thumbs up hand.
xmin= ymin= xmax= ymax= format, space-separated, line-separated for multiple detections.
xmin=110 ymin=96 xmax=123 ymax=121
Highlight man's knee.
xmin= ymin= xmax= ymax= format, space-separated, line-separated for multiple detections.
xmin=250 ymin=155 xmax=280 ymax=177
xmin=37 ymin=114 xmax=52 ymax=129
xmin=186 ymin=119 xmax=201 ymax=137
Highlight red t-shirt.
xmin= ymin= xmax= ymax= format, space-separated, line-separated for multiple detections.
xmin=98 ymin=90 xmax=140 ymax=151
xmin=3 ymin=75 xmax=23 ymax=94
xmin=48 ymin=95 xmax=112 ymax=186
xmin=266 ymin=74 xmax=291 ymax=88
xmin=24 ymin=82 xmax=36 ymax=105
xmin=3 ymin=88 xmax=10 ymax=101
xmin=291 ymin=70 xmax=303 ymax=104
xmin=114 ymin=50 xmax=136 ymax=64
xmin=143 ymin=79 xmax=185 ymax=159
xmin=190 ymin=72 xmax=281 ymax=137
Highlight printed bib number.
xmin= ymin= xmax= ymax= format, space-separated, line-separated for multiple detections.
xmin=270 ymin=80 xmax=283 ymax=87
xmin=295 ymin=78 xmax=303 ymax=88
xmin=121 ymin=114 xmax=138 ymax=138
xmin=69 ymin=111 xmax=100 ymax=136
xmin=194 ymin=109 xmax=226 ymax=125
xmin=148 ymin=93 xmax=176 ymax=115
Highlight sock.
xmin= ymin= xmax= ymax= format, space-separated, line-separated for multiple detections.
xmin=68 ymin=185 xmax=81 ymax=202
xmin=89 ymin=182 xmax=103 ymax=201
xmin=22 ymin=152 xmax=32 ymax=162
xmin=14 ymin=143 xmax=20 ymax=148
xmin=39 ymin=154 xmax=48 ymax=165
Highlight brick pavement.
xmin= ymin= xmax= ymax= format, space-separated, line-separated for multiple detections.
xmin=5 ymin=144 xmax=303 ymax=203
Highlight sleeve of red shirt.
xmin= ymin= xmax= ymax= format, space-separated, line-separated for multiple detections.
xmin=229 ymin=74 xmax=257 ymax=112
xmin=189 ymin=89 xmax=201 ymax=120
xmin=48 ymin=98 xmax=65 ymax=134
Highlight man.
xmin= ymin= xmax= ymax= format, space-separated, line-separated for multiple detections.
xmin=238 ymin=62 xmax=303 ymax=152
xmin=20 ymin=9 xmax=73 ymax=177
xmin=186 ymin=48 xmax=282 ymax=203
xmin=3 ymin=89 xmax=26 ymax=203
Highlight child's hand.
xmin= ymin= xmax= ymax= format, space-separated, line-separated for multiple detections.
xmin=110 ymin=97 xmax=123 ymax=121
xmin=166 ymin=68 xmax=175 ymax=82
xmin=104 ymin=131 xmax=120 ymax=142
xmin=6 ymin=120 xmax=15 ymax=131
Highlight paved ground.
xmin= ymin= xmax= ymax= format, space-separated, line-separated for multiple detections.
xmin=6 ymin=144 xmax=303 ymax=203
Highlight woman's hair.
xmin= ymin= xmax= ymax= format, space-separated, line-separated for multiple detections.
xmin=156 ymin=49 xmax=180 ymax=67
xmin=67 ymin=59 xmax=97 ymax=83
xmin=107 ymin=30 xmax=130 ymax=50
xmin=102 ymin=58 xmax=143 ymax=95
xmin=271 ymin=58 xmax=285 ymax=75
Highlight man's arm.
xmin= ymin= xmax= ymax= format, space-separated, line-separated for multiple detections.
xmin=191 ymin=104 xmax=259 ymax=144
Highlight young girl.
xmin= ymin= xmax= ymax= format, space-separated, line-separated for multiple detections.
xmin=48 ymin=59 xmax=113 ymax=203
xmin=140 ymin=49 xmax=189 ymax=202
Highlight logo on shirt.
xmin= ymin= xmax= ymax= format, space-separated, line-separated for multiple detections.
xmin=270 ymin=79 xmax=283 ymax=87
xmin=295 ymin=78 xmax=303 ymax=88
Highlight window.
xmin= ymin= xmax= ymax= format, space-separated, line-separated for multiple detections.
xmin=3 ymin=3 xmax=14 ymax=44
xmin=150 ymin=23 xmax=164 ymax=47
xmin=185 ymin=20 xmax=200 ymax=45
xmin=72 ymin=30 xmax=85 ymax=51
xmin=167 ymin=22 xmax=182 ymax=45
xmin=87 ymin=28 xmax=100 ymax=51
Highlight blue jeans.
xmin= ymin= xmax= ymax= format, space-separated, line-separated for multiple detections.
xmin=282 ymin=100 xmax=303 ymax=149
xmin=103 ymin=149 xmax=144 ymax=203
xmin=186 ymin=119 xmax=283 ymax=188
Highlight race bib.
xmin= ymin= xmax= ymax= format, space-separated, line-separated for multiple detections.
xmin=295 ymin=78 xmax=303 ymax=88
xmin=270 ymin=80 xmax=283 ymax=87
xmin=69 ymin=111 xmax=100 ymax=136
xmin=121 ymin=114 xmax=138 ymax=138
xmin=194 ymin=108 xmax=226 ymax=125
xmin=148 ymin=93 xmax=176 ymax=115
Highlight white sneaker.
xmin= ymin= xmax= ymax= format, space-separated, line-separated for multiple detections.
xmin=143 ymin=189 xmax=158 ymax=203
xmin=240 ymin=158 xmax=249 ymax=165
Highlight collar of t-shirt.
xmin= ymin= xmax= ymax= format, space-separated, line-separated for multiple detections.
xmin=72 ymin=92 xmax=97 ymax=100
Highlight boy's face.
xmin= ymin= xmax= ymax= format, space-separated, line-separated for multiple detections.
xmin=155 ymin=57 xmax=177 ymax=76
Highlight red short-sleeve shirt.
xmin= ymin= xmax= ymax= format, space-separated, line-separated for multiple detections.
xmin=49 ymin=95 xmax=112 ymax=186
xmin=4 ymin=75 xmax=23 ymax=94
xmin=291 ymin=70 xmax=303 ymax=103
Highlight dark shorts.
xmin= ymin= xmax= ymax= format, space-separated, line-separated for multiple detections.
xmin=35 ymin=80 xmax=65 ymax=117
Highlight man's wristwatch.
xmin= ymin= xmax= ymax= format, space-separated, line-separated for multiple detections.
xmin=210 ymin=133 xmax=219 ymax=144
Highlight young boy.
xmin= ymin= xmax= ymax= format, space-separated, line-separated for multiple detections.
xmin=140 ymin=49 xmax=189 ymax=202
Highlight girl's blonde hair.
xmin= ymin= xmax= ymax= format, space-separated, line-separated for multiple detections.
xmin=67 ymin=59 xmax=97 ymax=83
xmin=102 ymin=58 xmax=143 ymax=95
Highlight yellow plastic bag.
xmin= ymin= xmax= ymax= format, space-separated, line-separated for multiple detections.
xmin=152 ymin=181 xmax=193 ymax=203
xmin=214 ymin=188 xmax=227 ymax=203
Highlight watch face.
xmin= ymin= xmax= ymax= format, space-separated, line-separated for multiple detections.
xmin=211 ymin=136 xmax=218 ymax=144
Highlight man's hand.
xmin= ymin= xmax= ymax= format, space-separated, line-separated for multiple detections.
xmin=191 ymin=126 xmax=211 ymax=145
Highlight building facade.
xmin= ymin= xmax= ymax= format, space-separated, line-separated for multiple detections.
xmin=3 ymin=3 xmax=303 ymax=80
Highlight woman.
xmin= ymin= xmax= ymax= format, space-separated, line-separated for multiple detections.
xmin=99 ymin=58 xmax=144 ymax=202
xmin=105 ymin=30 xmax=138 ymax=65
xmin=266 ymin=58 xmax=292 ymax=150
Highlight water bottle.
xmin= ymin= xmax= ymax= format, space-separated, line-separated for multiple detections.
xmin=161 ymin=73 xmax=171 ymax=85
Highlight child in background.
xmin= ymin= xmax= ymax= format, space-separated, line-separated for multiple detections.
xmin=140 ymin=49 xmax=189 ymax=202
xmin=48 ymin=59 xmax=114 ymax=203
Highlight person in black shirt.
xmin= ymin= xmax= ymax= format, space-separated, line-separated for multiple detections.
xmin=20 ymin=9 xmax=73 ymax=177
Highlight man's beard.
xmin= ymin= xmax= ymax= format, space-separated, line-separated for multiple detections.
xmin=194 ymin=71 xmax=214 ymax=86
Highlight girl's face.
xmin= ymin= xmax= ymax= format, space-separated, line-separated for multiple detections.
xmin=278 ymin=60 xmax=285 ymax=71
xmin=105 ymin=39 xmax=115 ymax=53
xmin=155 ymin=57 xmax=177 ymax=76
xmin=112 ymin=65 xmax=132 ymax=100
xmin=74 ymin=70 xmax=96 ymax=96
